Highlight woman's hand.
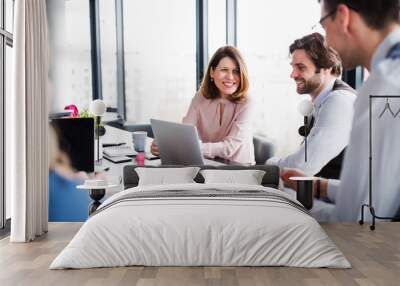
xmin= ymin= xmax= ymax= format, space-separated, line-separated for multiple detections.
xmin=280 ymin=168 xmax=306 ymax=191
xmin=150 ymin=140 xmax=159 ymax=156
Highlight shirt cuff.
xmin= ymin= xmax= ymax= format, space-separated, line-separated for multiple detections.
xmin=326 ymin=179 xmax=340 ymax=203
xmin=266 ymin=157 xmax=280 ymax=166
xmin=201 ymin=142 xmax=224 ymax=159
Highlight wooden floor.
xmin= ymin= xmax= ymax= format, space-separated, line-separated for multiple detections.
xmin=1 ymin=222 xmax=399 ymax=286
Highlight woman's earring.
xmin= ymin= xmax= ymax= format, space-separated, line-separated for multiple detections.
xmin=211 ymin=77 xmax=214 ymax=82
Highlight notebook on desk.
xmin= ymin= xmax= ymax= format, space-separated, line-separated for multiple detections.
xmin=103 ymin=154 xmax=132 ymax=163
xmin=103 ymin=145 xmax=136 ymax=157
xmin=103 ymin=145 xmax=159 ymax=160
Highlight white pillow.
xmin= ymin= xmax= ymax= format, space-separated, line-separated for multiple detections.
xmin=200 ymin=169 xmax=266 ymax=185
xmin=136 ymin=167 xmax=201 ymax=186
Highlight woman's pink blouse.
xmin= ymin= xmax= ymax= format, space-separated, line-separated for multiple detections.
xmin=182 ymin=93 xmax=255 ymax=165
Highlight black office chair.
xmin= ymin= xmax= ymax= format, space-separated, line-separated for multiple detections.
xmin=253 ymin=135 xmax=275 ymax=165
xmin=393 ymin=206 xmax=400 ymax=222
xmin=106 ymin=122 xmax=154 ymax=138
xmin=124 ymin=124 xmax=154 ymax=138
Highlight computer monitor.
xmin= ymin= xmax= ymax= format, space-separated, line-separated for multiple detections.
xmin=51 ymin=118 xmax=95 ymax=172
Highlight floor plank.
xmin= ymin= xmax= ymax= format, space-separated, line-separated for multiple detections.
xmin=0 ymin=222 xmax=399 ymax=286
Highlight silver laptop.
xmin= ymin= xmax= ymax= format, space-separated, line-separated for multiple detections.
xmin=150 ymin=119 xmax=205 ymax=165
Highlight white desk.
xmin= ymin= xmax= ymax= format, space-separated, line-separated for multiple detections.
xmin=98 ymin=125 xmax=225 ymax=195
xmin=97 ymin=125 xmax=159 ymax=195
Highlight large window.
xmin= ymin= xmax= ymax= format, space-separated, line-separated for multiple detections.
xmin=84 ymin=0 xmax=197 ymax=123
xmin=122 ymin=0 xmax=196 ymax=123
xmin=208 ymin=0 xmax=226 ymax=59
xmin=1 ymin=0 xmax=14 ymax=230
xmin=237 ymin=0 xmax=321 ymax=156
xmin=47 ymin=0 xmax=92 ymax=113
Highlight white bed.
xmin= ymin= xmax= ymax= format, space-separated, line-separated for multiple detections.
xmin=50 ymin=183 xmax=350 ymax=269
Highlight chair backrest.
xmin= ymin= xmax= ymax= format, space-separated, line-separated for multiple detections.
xmin=253 ymin=135 xmax=275 ymax=164
xmin=107 ymin=120 xmax=154 ymax=138
xmin=106 ymin=122 xmax=154 ymax=138
xmin=124 ymin=124 xmax=154 ymax=138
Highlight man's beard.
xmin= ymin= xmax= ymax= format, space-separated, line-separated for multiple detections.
xmin=296 ymin=74 xmax=322 ymax=94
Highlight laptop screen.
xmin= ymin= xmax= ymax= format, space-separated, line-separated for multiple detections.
xmin=51 ymin=118 xmax=95 ymax=173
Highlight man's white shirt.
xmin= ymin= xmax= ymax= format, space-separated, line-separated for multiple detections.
xmin=267 ymin=79 xmax=356 ymax=175
xmin=326 ymin=27 xmax=400 ymax=222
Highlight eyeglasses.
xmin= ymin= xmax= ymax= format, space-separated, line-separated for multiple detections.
xmin=312 ymin=8 xmax=337 ymax=31
xmin=312 ymin=5 xmax=359 ymax=31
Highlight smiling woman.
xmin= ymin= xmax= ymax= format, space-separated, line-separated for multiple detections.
xmin=181 ymin=46 xmax=255 ymax=165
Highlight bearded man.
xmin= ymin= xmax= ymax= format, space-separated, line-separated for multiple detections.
xmin=267 ymin=33 xmax=356 ymax=179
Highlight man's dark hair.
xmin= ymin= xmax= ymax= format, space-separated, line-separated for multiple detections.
xmin=319 ymin=0 xmax=400 ymax=29
xmin=289 ymin=33 xmax=342 ymax=76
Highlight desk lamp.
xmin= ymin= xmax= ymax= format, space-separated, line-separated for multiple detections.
xmin=90 ymin=100 xmax=106 ymax=163
xmin=297 ymin=99 xmax=314 ymax=162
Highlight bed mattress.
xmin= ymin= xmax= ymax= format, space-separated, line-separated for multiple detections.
xmin=50 ymin=183 xmax=350 ymax=269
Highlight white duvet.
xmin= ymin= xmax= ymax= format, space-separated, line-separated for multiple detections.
xmin=50 ymin=183 xmax=350 ymax=269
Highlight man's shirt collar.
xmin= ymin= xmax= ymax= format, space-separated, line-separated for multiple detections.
xmin=371 ymin=26 xmax=400 ymax=71
xmin=313 ymin=78 xmax=336 ymax=112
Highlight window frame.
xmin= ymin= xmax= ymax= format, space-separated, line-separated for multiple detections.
xmin=1 ymin=0 xmax=14 ymax=232
xmin=89 ymin=0 xmax=102 ymax=102
xmin=89 ymin=0 xmax=126 ymax=121
xmin=196 ymin=0 xmax=208 ymax=89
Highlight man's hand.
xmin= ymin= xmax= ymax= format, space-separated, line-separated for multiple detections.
xmin=281 ymin=168 xmax=329 ymax=200
xmin=280 ymin=168 xmax=306 ymax=191
xmin=150 ymin=140 xmax=159 ymax=156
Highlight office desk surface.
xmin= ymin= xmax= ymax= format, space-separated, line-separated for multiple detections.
xmin=100 ymin=125 xmax=225 ymax=195
xmin=1 ymin=222 xmax=400 ymax=285
xmin=100 ymin=125 xmax=159 ymax=194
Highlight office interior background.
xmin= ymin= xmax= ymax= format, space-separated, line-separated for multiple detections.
xmin=0 ymin=0 xmax=363 ymax=229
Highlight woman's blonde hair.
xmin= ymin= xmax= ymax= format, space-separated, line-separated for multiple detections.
xmin=199 ymin=46 xmax=249 ymax=103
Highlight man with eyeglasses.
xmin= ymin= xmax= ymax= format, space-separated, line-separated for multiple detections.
xmin=267 ymin=33 xmax=356 ymax=179
xmin=282 ymin=0 xmax=400 ymax=222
